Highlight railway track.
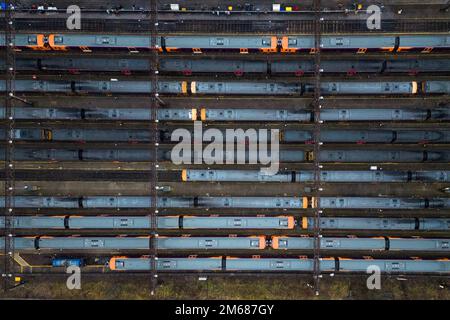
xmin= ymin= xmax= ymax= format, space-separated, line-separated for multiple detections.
xmin=1 ymin=18 xmax=449 ymax=34
xmin=1 ymin=19 xmax=449 ymax=282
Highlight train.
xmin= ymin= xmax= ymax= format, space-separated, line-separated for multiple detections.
xmin=2 ymin=236 xmax=448 ymax=252
xmin=2 ymin=107 xmax=449 ymax=122
xmin=1 ymin=196 xmax=449 ymax=209
xmin=0 ymin=215 xmax=295 ymax=230
xmin=1 ymin=80 xmax=450 ymax=95
xmin=1 ymin=33 xmax=449 ymax=53
xmin=0 ymin=147 xmax=308 ymax=162
xmin=2 ymin=148 xmax=450 ymax=163
xmin=4 ymin=128 xmax=450 ymax=144
xmin=1 ymin=216 xmax=449 ymax=231
xmin=3 ymin=57 xmax=450 ymax=75
xmin=109 ymin=256 xmax=450 ymax=273
xmin=182 ymin=170 xmax=450 ymax=182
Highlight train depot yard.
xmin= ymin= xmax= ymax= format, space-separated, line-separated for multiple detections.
xmin=1 ymin=0 xmax=450 ymax=304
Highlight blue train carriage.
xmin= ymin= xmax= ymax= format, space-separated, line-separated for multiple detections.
xmin=4 ymin=236 xmax=450 ymax=252
xmin=199 ymin=108 xmax=310 ymax=121
xmin=47 ymin=33 xmax=158 ymax=52
xmin=2 ymin=196 xmax=450 ymax=209
xmin=160 ymin=58 xmax=267 ymax=75
xmin=6 ymin=57 xmax=450 ymax=75
xmin=163 ymin=35 xmax=278 ymax=53
xmin=271 ymin=236 xmax=450 ymax=251
xmin=3 ymin=216 xmax=448 ymax=231
xmin=320 ymin=81 xmax=417 ymax=95
xmin=281 ymin=35 xmax=397 ymax=53
xmin=52 ymin=258 xmax=85 ymax=267
xmin=398 ymin=34 xmax=450 ymax=53
xmin=181 ymin=169 xmax=450 ymax=183
xmin=21 ymin=128 xmax=446 ymax=144
xmin=2 ymin=107 xmax=449 ymax=122
xmin=108 ymin=256 xmax=450 ymax=273
xmin=2 ymin=80 xmax=450 ymax=95
xmin=302 ymin=217 xmax=450 ymax=231
xmin=190 ymin=81 xmax=302 ymax=95
xmin=0 ymin=215 xmax=295 ymax=230
xmin=314 ymin=197 xmax=450 ymax=209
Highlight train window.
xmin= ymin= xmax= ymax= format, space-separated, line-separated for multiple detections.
xmin=390 ymin=199 xmax=400 ymax=208
xmin=100 ymin=82 xmax=110 ymax=91
xmin=87 ymin=239 xmax=104 ymax=248
xmin=279 ymin=220 xmax=288 ymax=227
xmin=262 ymin=39 xmax=271 ymax=46
xmin=391 ymin=262 xmax=401 ymax=270
xmin=96 ymin=36 xmax=116 ymax=45
xmin=336 ymin=38 xmax=344 ymax=45
xmin=117 ymin=261 xmax=124 ymax=268
xmin=441 ymin=241 xmax=449 ymax=248
xmin=278 ymin=240 xmax=288 ymax=247
xmin=45 ymin=197 xmax=53 ymax=206
xmin=204 ymin=240 xmax=214 ymax=247
xmin=210 ymin=38 xmax=228 ymax=46
xmin=53 ymin=36 xmax=64 ymax=44
xmin=162 ymin=111 xmax=170 ymax=118
xmin=338 ymin=109 xmax=349 ymax=120
xmin=288 ymin=39 xmax=297 ymax=45
xmin=384 ymin=83 xmax=391 ymax=91
xmin=331 ymin=83 xmax=338 ymax=91
xmin=326 ymin=219 xmax=335 ymax=227
xmin=28 ymin=36 xmax=37 ymax=44
xmin=250 ymin=240 xmax=260 ymax=247
xmin=119 ymin=219 xmax=130 ymax=227
xmin=269 ymin=83 xmax=275 ymax=92
xmin=233 ymin=219 xmax=243 ymax=226
xmin=325 ymin=240 xmax=337 ymax=247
